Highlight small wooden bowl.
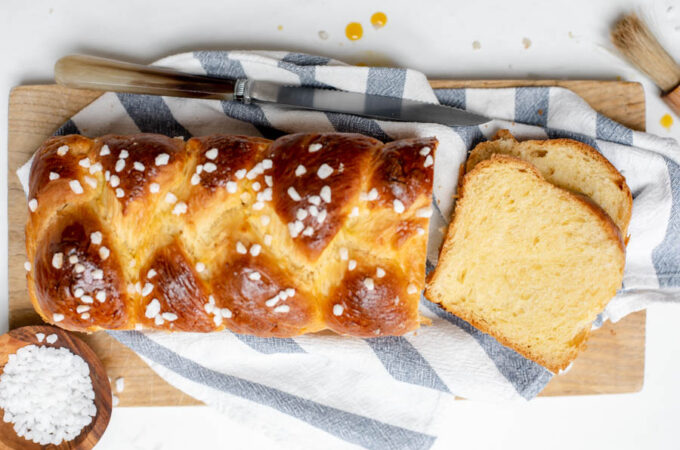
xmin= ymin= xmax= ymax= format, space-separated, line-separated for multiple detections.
xmin=0 ymin=326 xmax=112 ymax=450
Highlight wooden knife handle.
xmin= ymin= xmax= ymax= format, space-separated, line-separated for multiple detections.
xmin=54 ymin=54 xmax=236 ymax=99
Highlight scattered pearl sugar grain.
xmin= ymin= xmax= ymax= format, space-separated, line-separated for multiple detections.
xmin=0 ymin=345 xmax=97 ymax=446
xmin=115 ymin=377 xmax=124 ymax=393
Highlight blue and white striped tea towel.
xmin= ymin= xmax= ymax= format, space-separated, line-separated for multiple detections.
xmin=17 ymin=51 xmax=680 ymax=449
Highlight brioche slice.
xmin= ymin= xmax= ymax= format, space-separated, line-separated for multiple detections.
xmin=426 ymin=155 xmax=625 ymax=372
xmin=466 ymin=130 xmax=632 ymax=236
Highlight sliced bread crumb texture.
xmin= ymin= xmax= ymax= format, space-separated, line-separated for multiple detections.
xmin=426 ymin=155 xmax=625 ymax=373
xmin=466 ymin=130 xmax=632 ymax=236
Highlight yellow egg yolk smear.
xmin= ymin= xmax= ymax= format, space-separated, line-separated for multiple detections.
xmin=371 ymin=12 xmax=387 ymax=29
xmin=660 ymin=113 xmax=673 ymax=130
xmin=345 ymin=22 xmax=363 ymax=41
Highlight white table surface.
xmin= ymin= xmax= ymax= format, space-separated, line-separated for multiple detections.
xmin=2 ymin=0 xmax=680 ymax=448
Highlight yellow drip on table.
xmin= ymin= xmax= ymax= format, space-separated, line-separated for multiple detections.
xmin=371 ymin=12 xmax=387 ymax=29
xmin=660 ymin=113 xmax=673 ymax=130
xmin=345 ymin=22 xmax=363 ymax=41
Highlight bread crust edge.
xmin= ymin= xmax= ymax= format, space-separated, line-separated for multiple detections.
xmin=426 ymin=154 xmax=625 ymax=373
xmin=466 ymin=130 xmax=633 ymax=237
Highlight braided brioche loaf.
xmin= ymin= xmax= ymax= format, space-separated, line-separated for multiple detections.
xmin=25 ymin=132 xmax=437 ymax=337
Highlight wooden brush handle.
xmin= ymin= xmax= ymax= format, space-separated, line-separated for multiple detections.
xmin=662 ymin=85 xmax=680 ymax=118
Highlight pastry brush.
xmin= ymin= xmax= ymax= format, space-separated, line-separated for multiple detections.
xmin=611 ymin=13 xmax=680 ymax=117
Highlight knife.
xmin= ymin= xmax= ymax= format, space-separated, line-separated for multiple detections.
xmin=54 ymin=55 xmax=489 ymax=127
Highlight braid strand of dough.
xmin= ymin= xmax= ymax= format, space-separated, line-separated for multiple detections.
xmin=25 ymin=133 xmax=437 ymax=337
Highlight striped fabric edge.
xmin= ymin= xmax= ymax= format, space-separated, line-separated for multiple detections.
xmin=108 ymin=330 xmax=437 ymax=450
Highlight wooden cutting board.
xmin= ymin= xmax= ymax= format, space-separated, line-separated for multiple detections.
xmin=7 ymin=81 xmax=646 ymax=405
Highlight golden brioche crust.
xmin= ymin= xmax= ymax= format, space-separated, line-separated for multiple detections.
xmin=25 ymin=132 xmax=437 ymax=336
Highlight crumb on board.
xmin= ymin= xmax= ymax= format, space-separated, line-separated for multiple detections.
xmin=522 ymin=37 xmax=532 ymax=49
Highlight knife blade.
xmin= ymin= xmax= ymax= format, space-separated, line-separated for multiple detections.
xmin=55 ymin=55 xmax=489 ymax=127
xmin=238 ymin=80 xmax=489 ymax=126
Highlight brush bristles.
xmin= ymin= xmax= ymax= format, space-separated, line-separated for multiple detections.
xmin=611 ymin=13 xmax=680 ymax=92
